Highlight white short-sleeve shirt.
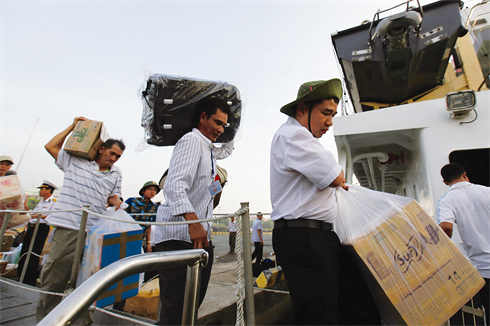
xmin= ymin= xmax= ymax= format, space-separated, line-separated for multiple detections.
xmin=437 ymin=181 xmax=490 ymax=278
xmin=29 ymin=195 xmax=57 ymax=224
xmin=251 ymin=219 xmax=263 ymax=242
xmin=270 ymin=117 xmax=342 ymax=223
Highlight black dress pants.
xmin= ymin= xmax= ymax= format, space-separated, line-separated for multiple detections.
xmin=252 ymin=241 xmax=263 ymax=263
xmin=273 ymin=227 xmax=342 ymax=325
xmin=155 ymin=240 xmax=214 ymax=326
xmin=17 ymin=223 xmax=50 ymax=286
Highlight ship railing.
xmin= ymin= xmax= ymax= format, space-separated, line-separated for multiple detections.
xmin=0 ymin=203 xmax=262 ymax=326
xmin=367 ymin=0 xmax=423 ymax=47
xmin=40 ymin=249 xmax=207 ymax=326
xmin=464 ymin=0 xmax=490 ymax=29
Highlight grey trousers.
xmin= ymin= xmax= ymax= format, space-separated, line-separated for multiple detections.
xmin=36 ymin=227 xmax=92 ymax=325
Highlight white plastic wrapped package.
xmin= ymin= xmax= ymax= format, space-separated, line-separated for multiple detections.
xmin=77 ymin=205 xmax=143 ymax=307
xmin=336 ymin=185 xmax=485 ymax=326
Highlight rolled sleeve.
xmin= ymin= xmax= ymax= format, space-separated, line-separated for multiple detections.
xmin=437 ymin=197 xmax=456 ymax=224
xmin=213 ymin=140 xmax=234 ymax=160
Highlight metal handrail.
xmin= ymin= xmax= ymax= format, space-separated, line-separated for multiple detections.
xmin=465 ymin=0 xmax=490 ymax=28
xmin=368 ymin=0 xmax=423 ymax=47
xmin=38 ymin=250 xmax=208 ymax=326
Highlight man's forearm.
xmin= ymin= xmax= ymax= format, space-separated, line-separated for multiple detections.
xmin=45 ymin=117 xmax=85 ymax=160
xmin=107 ymin=195 xmax=122 ymax=210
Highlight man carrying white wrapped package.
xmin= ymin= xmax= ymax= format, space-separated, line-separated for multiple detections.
xmin=270 ymin=79 xmax=380 ymax=325
xmin=36 ymin=116 xmax=125 ymax=324
xmin=270 ymin=79 xmax=349 ymax=325
xmin=438 ymin=163 xmax=490 ymax=323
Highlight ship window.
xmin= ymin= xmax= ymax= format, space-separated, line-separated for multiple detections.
xmin=449 ymin=148 xmax=490 ymax=186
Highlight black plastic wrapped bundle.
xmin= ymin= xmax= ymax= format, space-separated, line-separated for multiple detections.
xmin=141 ymin=74 xmax=242 ymax=146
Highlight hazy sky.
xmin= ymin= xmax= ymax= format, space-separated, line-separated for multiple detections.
xmin=1 ymin=0 xmax=438 ymax=215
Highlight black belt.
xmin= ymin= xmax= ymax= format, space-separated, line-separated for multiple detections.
xmin=274 ymin=218 xmax=333 ymax=231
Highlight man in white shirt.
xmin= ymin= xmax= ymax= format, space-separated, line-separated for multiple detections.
xmin=251 ymin=212 xmax=263 ymax=263
xmin=17 ymin=180 xmax=57 ymax=286
xmin=270 ymin=79 xmax=349 ymax=325
xmin=228 ymin=216 xmax=237 ymax=254
xmin=154 ymin=97 xmax=234 ymax=325
xmin=37 ymin=117 xmax=124 ymax=323
xmin=438 ymin=163 xmax=490 ymax=323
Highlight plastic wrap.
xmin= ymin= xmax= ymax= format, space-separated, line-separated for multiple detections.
xmin=336 ymin=185 xmax=485 ymax=326
xmin=0 ymin=175 xmax=30 ymax=229
xmin=77 ymin=205 xmax=143 ymax=307
xmin=139 ymin=73 xmax=242 ymax=147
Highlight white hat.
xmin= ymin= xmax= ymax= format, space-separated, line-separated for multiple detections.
xmin=0 ymin=155 xmax=14 ymax=165
xmin=37 ymin=179 xmax=58 ymax=190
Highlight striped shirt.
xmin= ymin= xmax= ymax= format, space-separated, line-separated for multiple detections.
xmin=45 ymin=149 xmax=123 ymax=231
xmin=154 ymin=128 xmax=233 ymax=244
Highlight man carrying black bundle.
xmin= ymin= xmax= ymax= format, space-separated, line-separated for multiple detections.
xmin=154 ymin=97 xmax=234 ymax=325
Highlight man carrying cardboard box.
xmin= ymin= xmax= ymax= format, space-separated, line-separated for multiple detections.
xmin=36 ymin=116 xmax=125 ymax=324
xmin=0 ymin=155 xmax=14 ymax=177
xmin=438 ymin=163 xmax=490 ymax=324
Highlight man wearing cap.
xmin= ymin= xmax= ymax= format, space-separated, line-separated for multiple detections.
xmin=124 ymin=181 xmax=161 ymax=253
xmin=0 ymin=155 xmax=14 ymax=177
xmin=17 ymin=180 xmax=58 ymax=286
xmin=37 ymin=117 xmax=125 ymax=323
xmin=154 ymin=97 xmax=234 ymax=325
xmin=270 ymin=79 xmax=349 ymax=325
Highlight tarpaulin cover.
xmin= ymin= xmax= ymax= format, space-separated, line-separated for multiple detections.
xmin=336 ymin=185 xmax=485 ymax=326
xmin=140 ymin=74 xmax=242 ymax=146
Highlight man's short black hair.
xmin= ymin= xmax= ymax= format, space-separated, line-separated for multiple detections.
xmin=303 ymin=97 xmax=339 ymax=109
xmin=45 ymin=187 xmax=54 ymax=194
xmin=101 ymin=139 xmax=126 ymax=151
xmin=192 ymin=96 xmax=232 ymax=128
xmin=441 ymin=163 xmax=465 ymax=183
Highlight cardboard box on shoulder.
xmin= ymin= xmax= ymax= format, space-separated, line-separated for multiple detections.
xmin=64 ymin=119 xmax=109 ymax=160
xmin=350 ymin=201 xmax=485 ymax=326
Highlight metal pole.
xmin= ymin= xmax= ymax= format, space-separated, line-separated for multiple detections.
xmin=240 ymin=202 xmax=256 ymax=326
xmin=38 ymin=250 xmax=208 ymax=326
xmin=0 ymin=212 xmax=12 ymax=251
xmin=69 ymin=205 xmax=89 ymax=289
xmin=181 ymin=261 xmax=204 ymax=326
xmin=19 ymin=214 xmax=42 ymax=283
xmin=15 ymin=118 xmax=39 ymax=173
